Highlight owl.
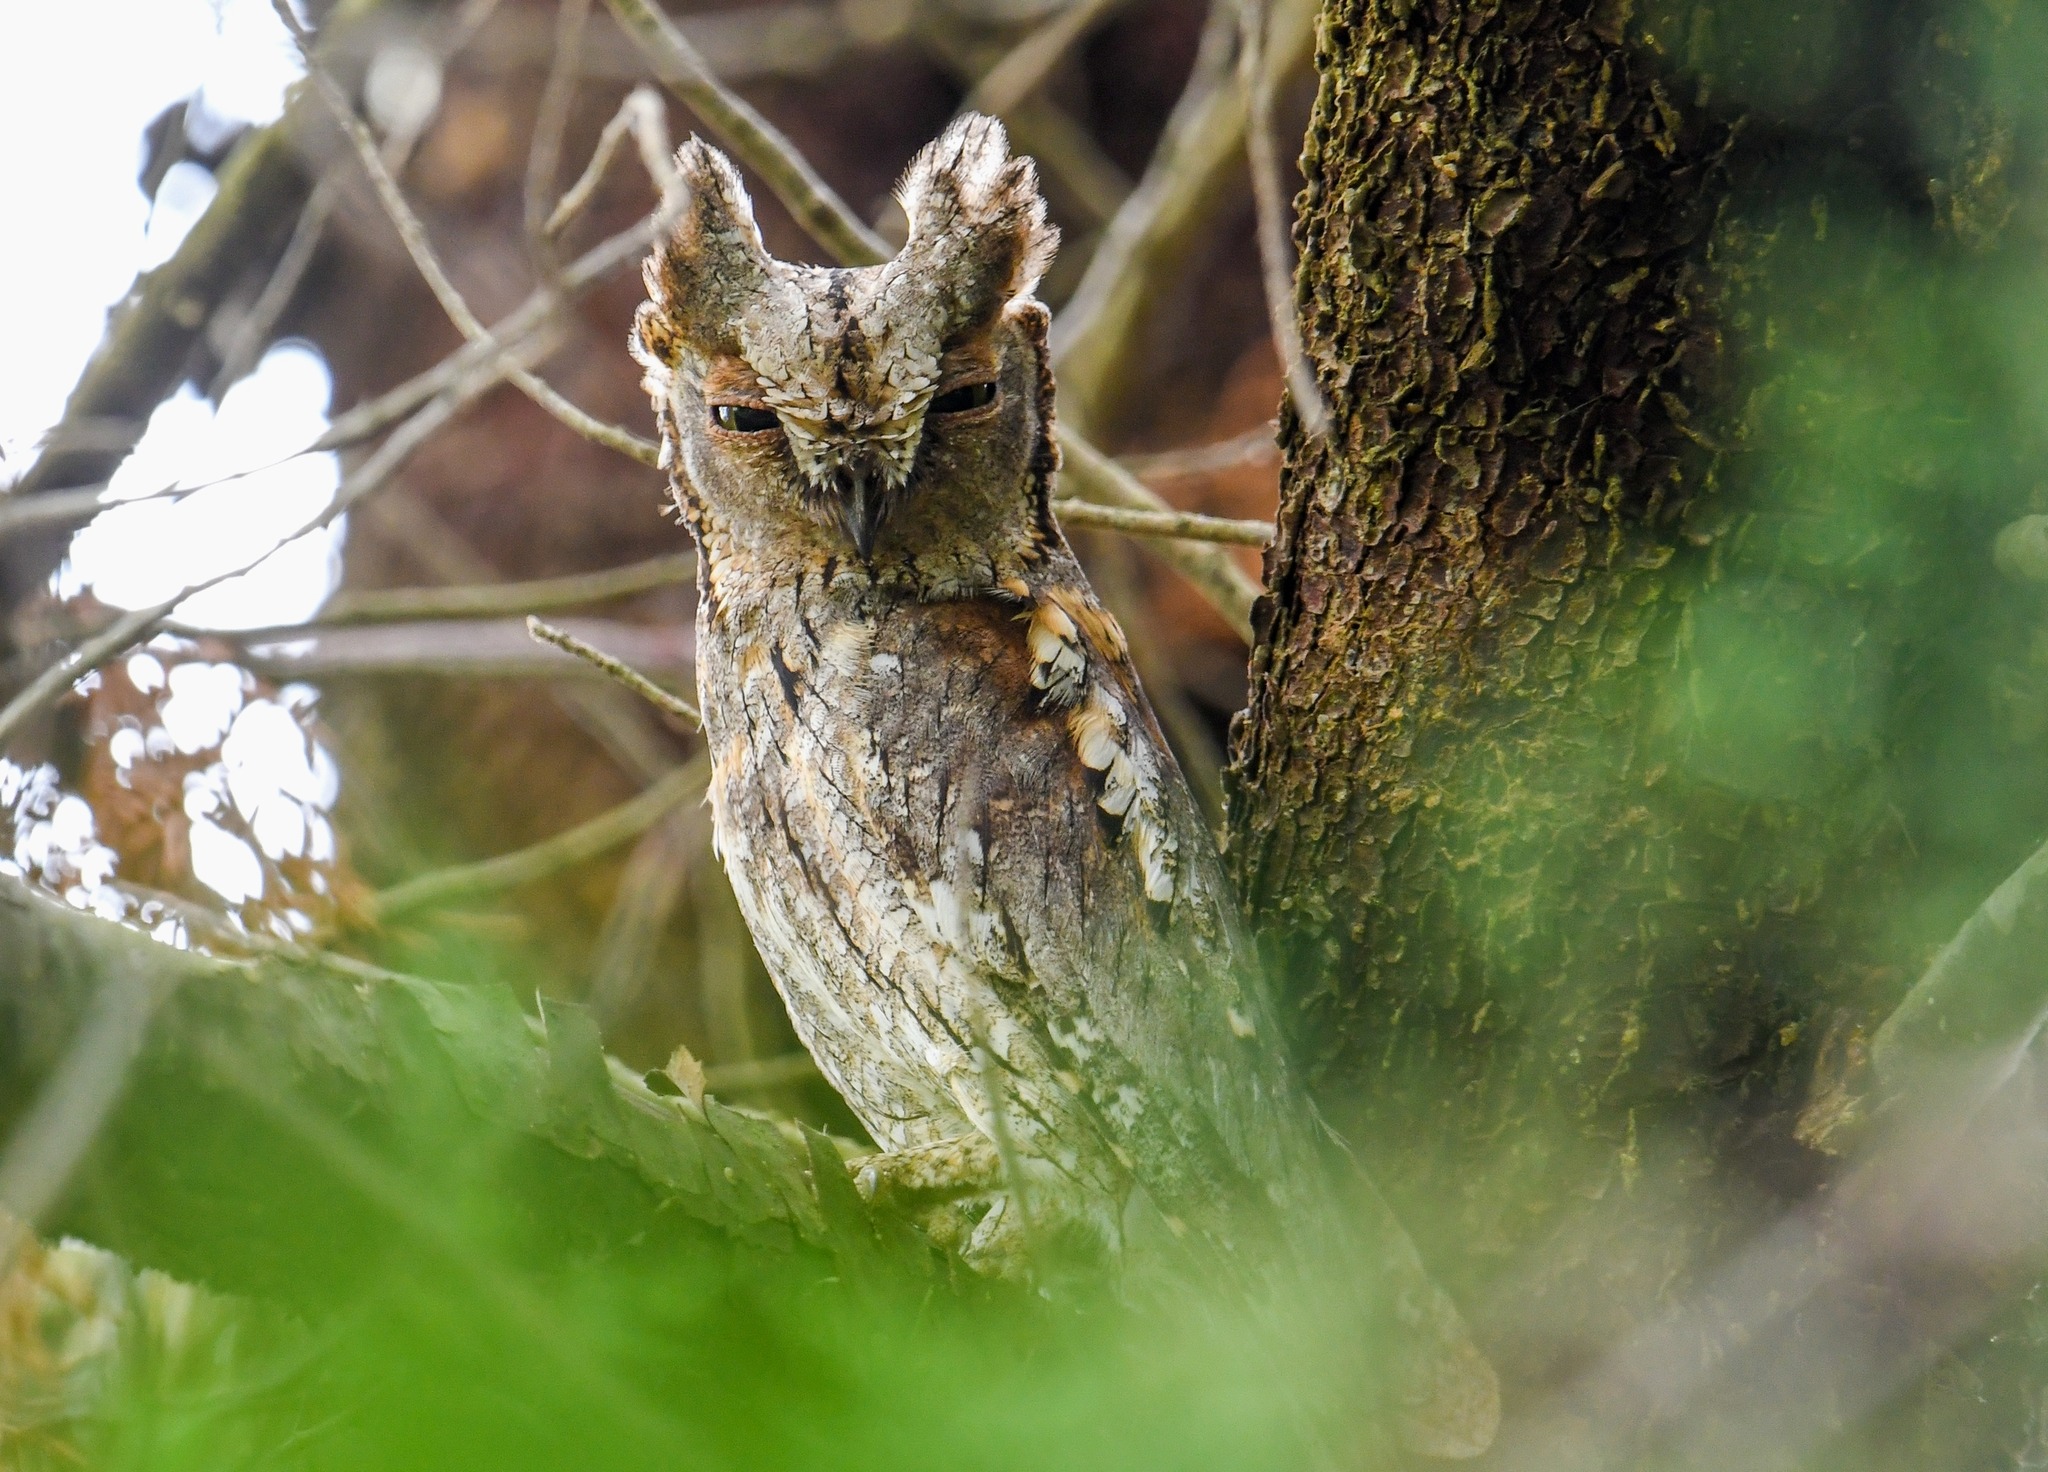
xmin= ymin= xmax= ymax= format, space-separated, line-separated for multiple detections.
xmin=631 ymin=116 xmax=1496 ymax=1459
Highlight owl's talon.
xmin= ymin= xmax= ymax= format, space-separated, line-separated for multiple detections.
xmin=846 ymin=1134 xmax=1005 ymax=1208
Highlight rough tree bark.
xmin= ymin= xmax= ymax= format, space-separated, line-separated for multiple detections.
xmin=1228 ymin=0 xmax=2043 ymax=1451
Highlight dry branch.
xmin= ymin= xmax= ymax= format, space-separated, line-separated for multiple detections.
xmin=0 ymin=387 xmax=474 ymax=750
xmin=1051 ymin=0 xmax=1316 ymax=424
xmin=236 ymin=615 xmax=691 ymax=682
xmin=194 ymin=554 xmax=696 ymax=640
xmin=1051 ymin=497 xmax=1272 ymax=547
xmin=527 ymin=616 xmax=703 ymax=727
xmin=369 ymin=755 xmax=709 ymax=922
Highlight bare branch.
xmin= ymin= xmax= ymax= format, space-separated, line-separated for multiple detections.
xmin=525 ymin=0 xmax=594 ymax=275
xmin=1120 ymin=426 xmax=1278 ymax=480
xmin=545 ymin=86 xmax=681 ymax=238
xmin=604 ymin=0 xmax=891 ymax=266
xmin=195 ymin=553 xmax=696 ymax=641
xmin=1052 ymin=0 xmax=1317 ymax=427
xmin=361 ymin=496 xmax=684 ymax=785
xmin=1051 ymin=497 xmax=1272 ymax=547
xmin=1055 ymin=429 xmax=1261 ymax=639
xmin=236 ymin=616 xmax=692 ymax=682
xmin=369 ymin=755 xmax=709 ymax=922
xmin=916 ymin=23 xmax=1132 ymax=225
xmin=963 ymin=0 xmax=1127 ymax=119
xmin=0 ymin=958 xmax=163 ymax=1253
xmin=587 ymin=808 xmax=700 ymax=1030
xmin=1235 ymin=0 xmax=1329 ymax=437
xmin=279 ymin=0 xmax=662 ymax=466
xmin=528 ymin=615 xmax=703 ymax=727
xmin=318 ymin=212 xmax=656 ymax=449
xmin=0 ymin=387 xmax=472 ymax=751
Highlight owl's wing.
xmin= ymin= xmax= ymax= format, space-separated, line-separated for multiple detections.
xmin=855 ymin=579 xmax=1315 ymax=1229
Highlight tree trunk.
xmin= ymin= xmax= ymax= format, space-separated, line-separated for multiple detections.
xmin=1228 ymin=0 xmax=2044 ymax=1428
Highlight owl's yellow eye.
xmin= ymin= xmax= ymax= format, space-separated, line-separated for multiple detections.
xmin=930 ymin=381 xmax=996 ymax=414
xmin=713 ymin=404 xmax=779 ymax=433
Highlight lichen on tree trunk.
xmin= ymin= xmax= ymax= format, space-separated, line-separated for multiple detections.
xmin=1225 ymin=0 xmax=1934 ymax=1357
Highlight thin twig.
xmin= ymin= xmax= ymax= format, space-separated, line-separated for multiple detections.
xmin=963 ymin=0 xmax=1127 ymax=119
xmin=1235 ymin=0 xmax=1329 ymax=437
xmin=1056 ymin=428 xmax=1261 ymax=639
xmin=319 ymin=213 xmax=656 ymax=450
xmin=186 ymin=553 xmax=695 ymax=642
xmin=225 ymin=0 xmax=497 ymax=396
xmin=1052 ymin=0 xmax=1317 ymax=426
xmin=0 ymin=959 xmax=163 ymax=1268
xmin=527 ymin=616 xmax=702 ymax=727
xmin=3 ymin=213 xmax=656 ymax=553
xmin=587 ymin=808 xmax=699 ymax=1030
xmin=368 ymin=755 xmax=708 ymax=922
xmin=211 ymin=179 xmax=342 ymax=397
xmin=525 ymin=0 xmax=594 ymax=277
xmin=604 ymin=0 xmax=890 ymax=265
xmin=232 ymin=617 xmax=691 ymax=683
xmin=279 ymin=0 xmax=662 ymax=467
xmin=1051 ymin=497 xmax=1272 ymax=546
xmin=1120 ymin=425 xmax=1279 ymax=480
xmin=544 ymin=86 xmax=681 ymax=238
xmin=916 ymin=22 xmax=1132 ymax=226
xmin=0 ymin=388 xmax=472 ymax=751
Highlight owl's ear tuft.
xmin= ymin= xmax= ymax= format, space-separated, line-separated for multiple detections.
xmin=896 ymin=114 xmax=1058 ymax=322
xmin=639 ymin=137 xmax=773 ymax=357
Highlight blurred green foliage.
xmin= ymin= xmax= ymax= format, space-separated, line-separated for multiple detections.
xmin=21 ymin=0 xmax=2048 ymax=1467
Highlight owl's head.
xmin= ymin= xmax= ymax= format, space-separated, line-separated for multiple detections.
xmin=633 ymin=115 xmax=1060 ymax=581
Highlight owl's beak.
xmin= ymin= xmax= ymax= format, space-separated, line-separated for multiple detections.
xmin=834 ymin=466 xmax=888 ymax=559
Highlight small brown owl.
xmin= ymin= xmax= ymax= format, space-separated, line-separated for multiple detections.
xmin=631 ymin=116 xmax=1496 ymax=1459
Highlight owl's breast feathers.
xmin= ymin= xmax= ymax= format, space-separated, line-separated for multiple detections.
xmin=696 ymin=555 xmax=1311 ymax=1249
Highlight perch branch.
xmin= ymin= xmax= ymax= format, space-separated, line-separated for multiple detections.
xmin=0 ymin=875 xmax=886 ymax=1306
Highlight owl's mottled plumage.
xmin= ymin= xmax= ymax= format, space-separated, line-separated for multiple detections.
xmin=633 ymin=117 xmax=1497 ymax=1458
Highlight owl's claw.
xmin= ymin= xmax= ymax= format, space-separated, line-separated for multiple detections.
xmin=846 ymin=1133 xmax=1005 ymax=1207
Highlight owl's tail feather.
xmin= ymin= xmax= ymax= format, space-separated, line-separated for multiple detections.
xmin=1385 ymin=1263 xmax=1502 ymax=1458
xmin=1359 ymin=1174 xmax=1502 ymax=1460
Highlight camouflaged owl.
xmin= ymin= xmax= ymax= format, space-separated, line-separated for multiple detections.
xmin=631 ymin=115 xmax=1498 ymax=1460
